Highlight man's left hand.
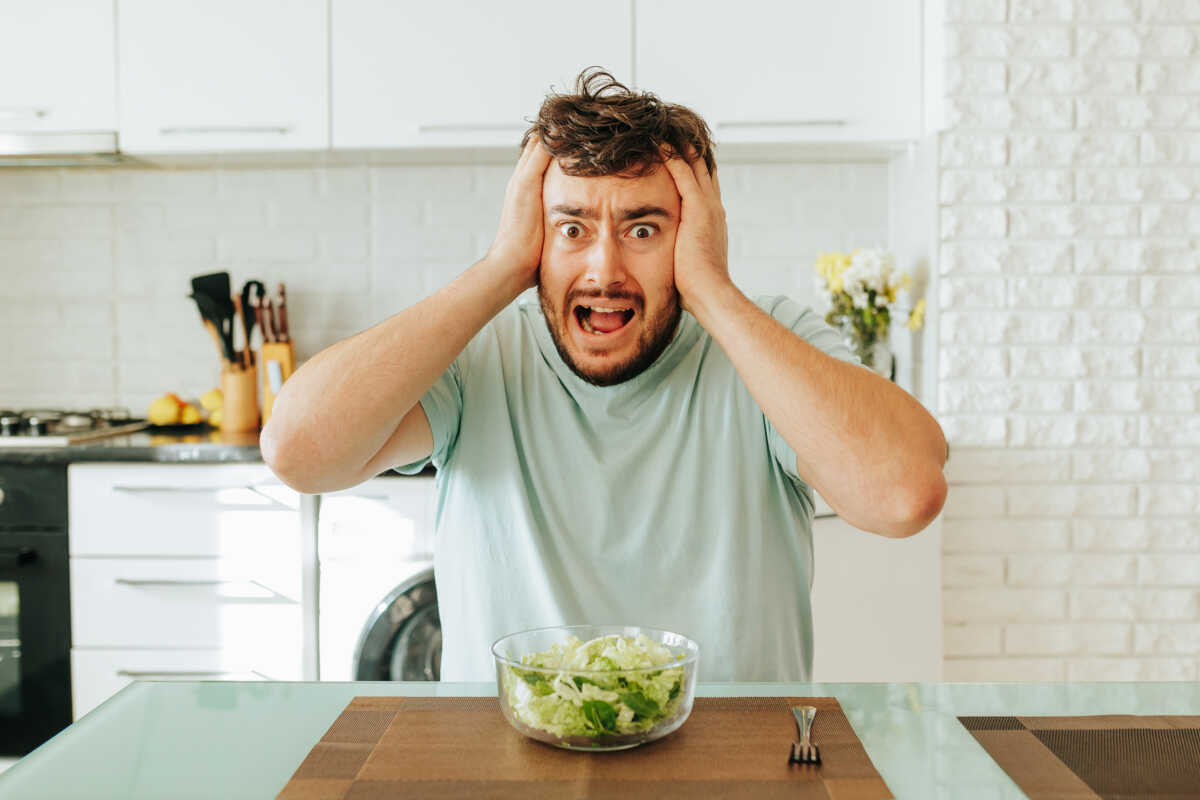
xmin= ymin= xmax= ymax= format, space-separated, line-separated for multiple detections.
xmin=663 ymin=147 xmax=733 ymax=312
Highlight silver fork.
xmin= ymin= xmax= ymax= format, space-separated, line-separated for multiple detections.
xmin=788 ymin=705 xmax=821 ymax=765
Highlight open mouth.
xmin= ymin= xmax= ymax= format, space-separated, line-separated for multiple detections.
xmin=574 ymin=304 xmax=635 ymax=335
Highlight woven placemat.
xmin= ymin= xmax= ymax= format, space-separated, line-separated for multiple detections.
xmin=278 ymin=696 xmax=892 ymax=799
xmin=959 ymin=714 xmax=1200 ymax=799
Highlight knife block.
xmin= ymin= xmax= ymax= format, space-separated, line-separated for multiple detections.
xmin=220 ymin=365 xmax=259 ymax=433
xmin=260 ymin=342 xmax=296 ymax=425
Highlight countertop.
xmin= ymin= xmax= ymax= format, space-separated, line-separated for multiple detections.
xmin=3 ymin=680 xmax=1199 ymax=799
xmin=0 ymin=428 xmax=263 ymax=464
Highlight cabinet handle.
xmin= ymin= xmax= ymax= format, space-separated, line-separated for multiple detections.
xmin=158 ymin=126 xmax=292 ymax=135
xmin=114 ymin=578 xmax=297 ymax=603
xmin=0 ymin=107 xmax=50 ymax=121
xmin=417 ymin=123 xmax=528 ymax=133
xmin=117 ymin=669 xmax=272 ymax=680
xmin=716 ymin=119 xmax=848 ymax=128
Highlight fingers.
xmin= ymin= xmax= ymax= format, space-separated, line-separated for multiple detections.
xmin=663 ymin=146 xmax=702 ymax=201
xmin=664 ymin=144 xmax=720 ymax=205
xmin=515 ymin=136 xmax=552 ymax=185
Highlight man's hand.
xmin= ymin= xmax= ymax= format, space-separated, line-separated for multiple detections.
xmin=663 ymin=147 xmax=733 ymax=312
xmin=483 ymin=136 xmax=553 ymax=290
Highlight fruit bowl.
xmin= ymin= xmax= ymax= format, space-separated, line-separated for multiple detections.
xmin=492 ymin=625 xmax=699 ymax=751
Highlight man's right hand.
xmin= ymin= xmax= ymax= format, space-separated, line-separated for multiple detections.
xmin=483 ymin=135 xmax=553 ymax=289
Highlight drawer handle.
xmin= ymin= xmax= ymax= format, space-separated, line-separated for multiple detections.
xmin=0 ymin=107 xmax=51 ymax=120
xmin=117 ymin=669 xmax=272 ymax=680
xmin=114 ymin=578 xmax=297 ymax=603
xmin=158 ymin=125 xmax=292 ymax=135
xmin=417 ymin=122 xmax=528 ymax=133
xmin=716 ymin=119 xmax=848 ymax=128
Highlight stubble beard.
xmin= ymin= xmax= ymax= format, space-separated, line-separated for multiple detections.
xmin=538 ymin=284 xmax=683 ymax=387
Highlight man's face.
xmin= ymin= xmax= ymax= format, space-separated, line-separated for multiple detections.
xmin=537 ymin=160 xmax=682 ymax=386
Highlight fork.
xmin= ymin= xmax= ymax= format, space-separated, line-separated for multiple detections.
xmin=788 ymin=705 xmax=821 ymax=765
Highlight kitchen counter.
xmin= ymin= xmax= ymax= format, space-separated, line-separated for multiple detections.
xmin=0 ymin=428 xmax=263 ymax=464
xmin=2 ymin=680 xmax=1198 ymax=799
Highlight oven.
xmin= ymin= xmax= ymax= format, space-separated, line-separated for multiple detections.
xmin=0 ymin=463 xmax=72 ymax=756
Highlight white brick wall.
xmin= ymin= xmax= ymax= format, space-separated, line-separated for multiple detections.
xmin=941 ymin=0 xmax=1200 ymax=681
xmin=0 ymin=158 xmax=890 ymax=412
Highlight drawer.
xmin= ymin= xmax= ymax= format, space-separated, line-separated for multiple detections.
xmin=69 ymin=463 xmax=301 ymax=557
xmin=70 ymin=557 xmax=302 ymax=652
xmin=71 ymin=647 xmax=299 ymax=720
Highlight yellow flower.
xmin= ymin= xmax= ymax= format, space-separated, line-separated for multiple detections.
xmin=815 ymin=251 xmax=851 ymax=294
xmin=905 ymin=298 xmax=926 ymax=331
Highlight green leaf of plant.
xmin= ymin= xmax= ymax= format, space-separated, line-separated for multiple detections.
xmin=581 ymin=700 xmax=617 ymax=732
xmin=618 ymin=691 xmax=660 ymax=718
xmin=668 ymin=681 xmax=681 ymax=700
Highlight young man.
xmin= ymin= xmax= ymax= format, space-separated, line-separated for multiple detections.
xmin=262 ymin=69 xmax=948 ymax=682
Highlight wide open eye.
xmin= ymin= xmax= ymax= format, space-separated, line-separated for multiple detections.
xmin=630 ymin=224 xmax=656 ymax=239
xmin=560 ymin=223 xmax=584 ymax=239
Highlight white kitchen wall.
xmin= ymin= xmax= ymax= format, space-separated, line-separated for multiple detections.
xmin=940 ymin=0 xmax=1200 ymax=680
xmin=0 ymin=156 xmax=894 ymax=412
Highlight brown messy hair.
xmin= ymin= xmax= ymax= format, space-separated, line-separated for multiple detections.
xmin=521 ymin=66 xmax=715 ymax=178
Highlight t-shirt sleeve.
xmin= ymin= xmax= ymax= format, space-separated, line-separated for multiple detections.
xmin=757 ymin=295 xmax=863 ymax=488
xmin=391 ymin=355 xmax=466 ymax=474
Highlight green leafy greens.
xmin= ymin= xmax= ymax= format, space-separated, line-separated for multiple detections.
xmin=502 ymin=633 xmax=687 ymax=741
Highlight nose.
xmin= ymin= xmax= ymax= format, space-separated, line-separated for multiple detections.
xmin=581 ymin=231 xmax=627 ymax=289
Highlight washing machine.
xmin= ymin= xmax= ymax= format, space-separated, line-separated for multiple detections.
xmin=317 ymin=474 xmax=441 ymax=681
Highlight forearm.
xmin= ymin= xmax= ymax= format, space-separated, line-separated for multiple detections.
xmin=689 ymin=282 xmax=947 ymax=537
xmin=261 ymin=257 xmax=525 ymax=490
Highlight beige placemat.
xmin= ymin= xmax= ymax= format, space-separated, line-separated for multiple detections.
xmin=959 ymin=715 xmax=1200 ymax=799
xmin=278 ymin=696 xmax=892 ymax=799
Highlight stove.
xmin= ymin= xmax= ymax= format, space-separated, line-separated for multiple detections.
xmin=0 ymin=408 xmax=149 ymax=448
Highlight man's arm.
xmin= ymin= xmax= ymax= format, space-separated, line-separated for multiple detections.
xmin=663 ymin=150 xmax=947 ymax=538
xmin=260 ymin=138 xmax=552 ymax=494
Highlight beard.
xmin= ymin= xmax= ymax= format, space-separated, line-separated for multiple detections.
xmin=538 ymin=283 xmax=682 ymax=387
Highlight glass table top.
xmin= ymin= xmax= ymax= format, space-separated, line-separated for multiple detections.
xmin=3 ymin=681 xmax=1199 ymax=799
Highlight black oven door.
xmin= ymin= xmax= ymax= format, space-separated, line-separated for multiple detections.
xmin=0 ymin=529 xmax=72 ymax=755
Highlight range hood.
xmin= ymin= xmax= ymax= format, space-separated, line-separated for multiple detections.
xmin=0 ymin=132 xmax=125 ymax=166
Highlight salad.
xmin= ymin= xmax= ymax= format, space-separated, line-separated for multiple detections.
xmin=501 ymin=633 xmax=687 ymax=740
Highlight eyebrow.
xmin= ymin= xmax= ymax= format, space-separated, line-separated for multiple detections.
xmin=549 ymin=204 xmax=672 ymax=222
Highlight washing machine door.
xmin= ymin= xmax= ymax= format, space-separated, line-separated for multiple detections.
xmin=352 ymin=566 xmax=441 ymax=681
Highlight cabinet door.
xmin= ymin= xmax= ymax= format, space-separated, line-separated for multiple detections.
xmin=333 ymin=0 xmax=632 ymax=148
xmin=117 ymin=0 xmax=328 ymax=153
xmin=809 ymin=515 xmax=942 ymax=682
xmin=635 ymin=0 xmax=921 ymax=143
xmin=0 ymin=0 xmax=116 ymax=132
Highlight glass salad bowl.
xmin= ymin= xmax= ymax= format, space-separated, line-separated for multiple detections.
xmin=492 ymin=624 xmax=700 ymax=751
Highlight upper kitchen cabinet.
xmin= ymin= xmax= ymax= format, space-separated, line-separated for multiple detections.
xmin=0 ymin=0 xmax=116 ymax=132
xmin=332 ymin=1 xmax=632 ymax=149
xmin=635 ymin=0 xmax=922 ymax=144
xmin=117 ymin=0 xmax=328 ymax=153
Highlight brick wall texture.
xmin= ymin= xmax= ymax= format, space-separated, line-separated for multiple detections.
xmin=940 ymin=0 xmax=1200 ymax=680
xmin=0 ymin=160 xmax=888 ymax=413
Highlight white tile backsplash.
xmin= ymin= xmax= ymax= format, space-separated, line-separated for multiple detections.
xmin=0 ymin=156 xmax=893 ymax=412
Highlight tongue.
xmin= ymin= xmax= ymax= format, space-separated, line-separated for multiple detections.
xmin=589 ymin=310 xmax=627 ymax=333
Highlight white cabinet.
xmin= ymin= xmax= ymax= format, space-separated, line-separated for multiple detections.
xmin=635 ymin=0 xmax=922 ymax=143
xmin=67 ymin=464 xmax=304 ymax=719
xmin=317 ymin=475 xmax=435 ymax=680
xmin=332 ymin=0 xmax=632 ymax=149
xmin=0 ymin=0 xmax=116 ymax=132
xmin=116 ymin=0 xmax=328 ymax=153
xmin=809 ymin=496 xmax=942 ymax=682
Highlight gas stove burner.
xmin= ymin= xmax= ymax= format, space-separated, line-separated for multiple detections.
xmin=22 ymin=410 xmax=63 ymax=437
xmin=0 ymin=411 xmax=20 ymax=436
xmin=89 ymin=407 xmax=134 ymax=424
xmin=0 ymin=407 xmax=148 ymax=447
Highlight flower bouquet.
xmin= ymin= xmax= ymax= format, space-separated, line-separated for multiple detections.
xmin=814 ymin=248 xmax=925 ymax=378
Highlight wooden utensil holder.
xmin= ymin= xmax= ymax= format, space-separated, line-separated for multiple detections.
xmin=220 ymin=365 xmax=259 ymax=433
xmin=260 ymin=341 xmax=296 ymax=425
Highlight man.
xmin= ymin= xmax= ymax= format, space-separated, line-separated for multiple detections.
xmin=262 ymin=69 xmax=948 ymax=682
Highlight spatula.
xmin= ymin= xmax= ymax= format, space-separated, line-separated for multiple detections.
xmin=190 ymin=272 xmax=236 ymax=363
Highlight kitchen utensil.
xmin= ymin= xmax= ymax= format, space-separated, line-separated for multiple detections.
xmin=276 ymin=283 xmax=290 ymax=343
xmin=239 ymin=280 xmax=265 ymax=364
xmin=231 ymin=295 xmax=248 ymax=369
xmin=789 ymin=705 xmax=821 ymax=765
xmin=492 ymin=625 xmax=699 ymax=751
xmin=262 ymin=297 xmax=278 ymax=344
xmin=189 ymin=292 xmax=237 ymax=366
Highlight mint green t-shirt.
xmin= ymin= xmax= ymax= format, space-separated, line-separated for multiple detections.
xmin=396 ymin=294 xmax=860 ymax=682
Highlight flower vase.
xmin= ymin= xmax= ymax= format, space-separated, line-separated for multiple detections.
xmin=849 ymin=335 xmax=896 ymax=381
